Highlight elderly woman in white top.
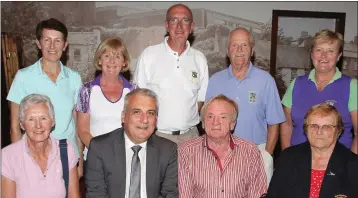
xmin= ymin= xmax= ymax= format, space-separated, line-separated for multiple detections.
xmin=1 ymin=94 xmax=80 ymax=198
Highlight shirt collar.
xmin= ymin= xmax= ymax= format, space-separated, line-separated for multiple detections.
xmin=24 ymin=134 xmax=59 ymax=160
xmin=202 ymin=134 xmax=235 ymax=150
xmin=163 ymin=36 xmax=191 ymax=56
xmin=35 ymin=58 xmax=69 ymax=79
xmin=227 ymin=61 xmax=254 ymax=80
xmin=308 ymin=67 xmax=342 ymax=85
xmin=92 ymin=73 xmax=132 ymax=89
xmin=124 ymin=131 xmax=147 ymax=150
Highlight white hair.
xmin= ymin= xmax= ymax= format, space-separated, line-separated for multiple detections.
xmin=19 ymin=94 xmax=55 ymax=121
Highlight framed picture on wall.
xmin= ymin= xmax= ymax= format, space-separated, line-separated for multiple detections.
xmin=269 ymin=10 xmax=346 ymax=88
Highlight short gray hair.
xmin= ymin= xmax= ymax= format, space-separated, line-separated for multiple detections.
xmin=200 ymin=94 xmax=238 ymax=123
xmin=19 ymin=94 xmax=55 ymax=122
xmin=123 ymin=88 xmax=159 ymax=114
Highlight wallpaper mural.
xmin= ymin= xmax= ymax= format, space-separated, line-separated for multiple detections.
xmin=1 ymin=2 xmax=357 ymax=97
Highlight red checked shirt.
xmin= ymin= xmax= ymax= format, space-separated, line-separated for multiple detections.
xmin=178 ymin=135 xmax=267 ymax=198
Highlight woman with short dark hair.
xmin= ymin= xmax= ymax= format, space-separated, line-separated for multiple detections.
xmin=6 ymin=18 xmax=83 ymax=162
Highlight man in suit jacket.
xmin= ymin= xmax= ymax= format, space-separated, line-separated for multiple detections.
xmin=85 ymin=88 xmax=178 ymax=198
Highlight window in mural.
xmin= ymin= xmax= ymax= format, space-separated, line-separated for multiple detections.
xmin=74 ymin=48 xmax=81 ymax=62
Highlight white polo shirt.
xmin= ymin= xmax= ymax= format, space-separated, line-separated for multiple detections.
xmin=134 ymin=37 xmax=209 ymax=133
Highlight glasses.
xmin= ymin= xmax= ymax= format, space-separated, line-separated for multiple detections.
xmin=307 ymin=124 xmax=337 ymax=133
xmin=167 ymin=17 xmax=192 ymax=25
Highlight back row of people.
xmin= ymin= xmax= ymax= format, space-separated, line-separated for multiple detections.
xmin=3 ymin=3 xmax=357 ymax=198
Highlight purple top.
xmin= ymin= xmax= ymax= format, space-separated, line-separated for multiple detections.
xmin=291 ymin=74 xmax=352 ymax=148
xmin=76 ymin=73 xmax=135 ymax=113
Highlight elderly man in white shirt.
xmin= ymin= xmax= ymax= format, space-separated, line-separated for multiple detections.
xmin=134 ymin=3 xmax=209 ymax=144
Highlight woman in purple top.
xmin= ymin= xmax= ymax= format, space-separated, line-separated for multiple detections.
xmin=76 ymin=37 xmax=135 ymax=164
xmin=2 ymin=94 xmax=80 ymax=198
xmin=281 ymin=29 xmax=357 ymax=153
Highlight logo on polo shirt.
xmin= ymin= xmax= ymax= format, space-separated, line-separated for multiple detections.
xmin=248 ymin=91 xmax=256 ymax=104
xmin=325 ymin=100 xmax=337 ymax=106
xmin=188 ymin=70 xmax=199 ymax=84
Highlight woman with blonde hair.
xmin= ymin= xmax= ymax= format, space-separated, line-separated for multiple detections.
xmin=281 ymin=29 xmax=357 ymax=153
xmin=76 ymin=37 xmax=136 ymax=162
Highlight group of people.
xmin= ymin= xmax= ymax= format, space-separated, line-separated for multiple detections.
xmin=2 ymin=3 xmax=357 ymax=198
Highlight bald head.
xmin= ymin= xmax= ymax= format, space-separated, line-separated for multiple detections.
xmin=166 ymin=4 xmax=193 ymax=21
xmin=228 ymin=27 xmax=255 ymax=48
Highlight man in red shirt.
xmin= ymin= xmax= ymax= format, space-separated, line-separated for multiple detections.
xmin=178 ymin=94 xmax=267 ymax=198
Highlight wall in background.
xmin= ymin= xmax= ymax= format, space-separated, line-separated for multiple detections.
xmin=1 ymin=2 xmax=357 ymax=92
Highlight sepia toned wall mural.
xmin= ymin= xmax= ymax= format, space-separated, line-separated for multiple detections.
xmin=1 ymin=1 xmax=357 ymax=97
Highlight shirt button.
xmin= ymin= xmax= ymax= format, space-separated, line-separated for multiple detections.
xmin=177 ymin=66 xmax=179 ymax=68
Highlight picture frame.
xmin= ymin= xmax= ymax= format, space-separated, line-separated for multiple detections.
xmin=269 ymin=10 xmax=346 ymax=80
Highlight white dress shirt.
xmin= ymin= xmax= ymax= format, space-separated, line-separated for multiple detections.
xmin=124 ymin=133 xmax=147 ymax=198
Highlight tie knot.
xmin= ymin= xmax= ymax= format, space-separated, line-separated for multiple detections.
xmin=131 ymin=145 xmax=142 ymax=153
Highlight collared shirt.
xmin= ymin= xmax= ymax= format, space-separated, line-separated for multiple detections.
xmin=124 ymin=132 xmax=147 ymax=198
xmin=134 ymin=36 xmax=209 ymax=133
xmin=7 ymin=59 xmax=83 ymax=157
xmin=178 ymin=135 xmax=267 ymax=198
xmin=282 ymin=67 xmax=357 ymax=111
xmin=281 ymin=68 xmax=356 ymax=147
xmin=76 ymin=73 xmax=135 ymax=160
xmin=1 ymin=134 xmax=78 ymax=198
xmin=205 ymin=62 xmax=285 ymax=144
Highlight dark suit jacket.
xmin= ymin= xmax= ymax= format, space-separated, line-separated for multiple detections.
xmin=85 ymin=128 xmax=178 ymax=198
xmin=266 ymin=142 xmax=358 ymax=198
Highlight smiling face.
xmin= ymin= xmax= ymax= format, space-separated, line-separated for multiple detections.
xmin=311 ymin=39 xmax=342 ymax=74
xmin=203 ymin=100 xmax=236 ymax=140
xmin=165 ymin=5 xmax=195 ymax=45
xmin=99 ymin=49 xmax=125 ymax=77
xmin=227 ymin=29 xmax=253 ymax=71
xmin=36 ymin=29 xmax=68 ymax=63
xmin=20 ymin=103 xmax=55 ymax=143
xmin=122 ymin=94 xmax=158 ymax=144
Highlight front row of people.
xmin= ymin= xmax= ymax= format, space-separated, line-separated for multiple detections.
xmin=2 ymin=90 xmax=357 ymax=197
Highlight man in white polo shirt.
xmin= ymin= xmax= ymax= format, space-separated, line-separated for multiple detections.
xmin=134 ymin=3 xmax=209 ymax=144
